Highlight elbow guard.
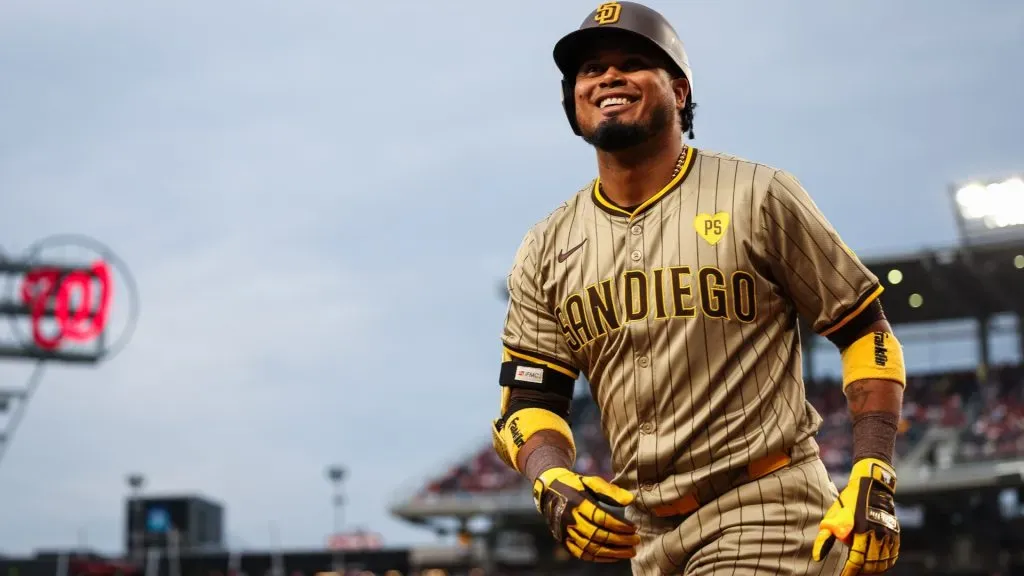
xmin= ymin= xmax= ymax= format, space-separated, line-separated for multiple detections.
xmin=841 ymin=330 xmax=906 ymax=390
xmin=491 ymin=352 xmax=578 ymax=472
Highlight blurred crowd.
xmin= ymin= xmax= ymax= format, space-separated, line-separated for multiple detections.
xmin=959 ymin=364 xmax=1024 ymax=462
xmin=419 ymin=363 xmax=1024 ymax=497
xmin=809 ymin=368 xmax=976 ymax=473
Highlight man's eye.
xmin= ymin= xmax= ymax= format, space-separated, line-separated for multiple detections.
xmin=579 ymin=63 xmax=604 ymax=76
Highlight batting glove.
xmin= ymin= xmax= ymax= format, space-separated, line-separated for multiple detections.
xmin=812 ymin=457 xmax=901 ymax=576
xmin=532 ymin=467 xmax=640 ymax=562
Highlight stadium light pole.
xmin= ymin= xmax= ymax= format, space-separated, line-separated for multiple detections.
xmin=326 ymin=465 xmax=346 ymax=534
xmin=325 ymin=465 xmax=346 ymax=572
xmin=126 ymin=473 xmax=146 ymax=564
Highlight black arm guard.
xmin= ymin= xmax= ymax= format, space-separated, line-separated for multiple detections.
xmin=826 ymin=299 xmax=887 ymax=350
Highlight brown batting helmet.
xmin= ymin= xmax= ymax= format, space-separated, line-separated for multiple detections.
xmin=553 ymin=1 xmax=694 ymax=136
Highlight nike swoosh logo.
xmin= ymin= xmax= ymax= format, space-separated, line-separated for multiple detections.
xmin=557 ymin=239 xmax=587 ymax=263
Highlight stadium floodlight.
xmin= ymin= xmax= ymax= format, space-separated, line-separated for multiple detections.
xmin=954 ymin=177 xmax=1024 ymax=229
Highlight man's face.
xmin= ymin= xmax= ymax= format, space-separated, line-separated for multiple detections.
xmin=573 ymin=41 xmax=688 ymax=151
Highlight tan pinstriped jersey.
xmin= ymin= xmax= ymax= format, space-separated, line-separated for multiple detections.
xmin=500 ymin=146 xmax=882 ymax=512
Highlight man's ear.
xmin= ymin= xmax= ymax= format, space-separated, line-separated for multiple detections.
xmin=672 ymin=77 xmax=690 ymax=110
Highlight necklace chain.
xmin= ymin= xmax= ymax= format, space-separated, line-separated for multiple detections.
xmin=599 ymin=147 xmax=688 ymax=201
xmin=671 ymin=147 xmax=687 ymax=179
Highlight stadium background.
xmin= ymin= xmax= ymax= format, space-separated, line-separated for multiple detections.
xmin=1 ymin=178 xmax=1023 ymax=575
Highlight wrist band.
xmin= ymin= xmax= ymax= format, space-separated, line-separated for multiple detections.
xmin=852 ymin=411 xmax=899 ymax=465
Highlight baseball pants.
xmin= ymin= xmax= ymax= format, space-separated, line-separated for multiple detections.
xmin=626 ymin=437 xmax=848 ymax=576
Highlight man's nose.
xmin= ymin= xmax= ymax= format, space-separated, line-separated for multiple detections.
xmin=598 ymin=69 xmax=627 ymax=88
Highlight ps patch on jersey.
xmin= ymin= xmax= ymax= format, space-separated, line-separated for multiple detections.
xmin=694 ymin=212 xmax=730 ymax=245
xmin=515 ymin=366 xmax=545 ymax=384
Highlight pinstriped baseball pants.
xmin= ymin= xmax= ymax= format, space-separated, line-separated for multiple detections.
xmin=626 ymin=437 xmax=848 ymax=576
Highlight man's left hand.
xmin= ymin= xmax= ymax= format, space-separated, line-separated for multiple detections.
xmin=812 ymin=457 xmax=900 ymax=575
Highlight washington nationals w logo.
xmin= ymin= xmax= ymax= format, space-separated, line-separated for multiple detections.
xmin=20 ymin=260 xmax=112 ymax=351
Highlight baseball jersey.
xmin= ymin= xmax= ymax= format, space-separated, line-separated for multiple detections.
xmin=500 ymin=146 xmax=882 ymax=512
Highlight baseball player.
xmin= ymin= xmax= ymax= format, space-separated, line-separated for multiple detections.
xmin=490 ymin=2 xmax=906 ymax=575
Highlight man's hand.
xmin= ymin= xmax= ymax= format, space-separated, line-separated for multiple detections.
xmin=812 ymin=458 xmax=900 ymax=575
xmin=532 ymin=467 xmax=640 ymax=562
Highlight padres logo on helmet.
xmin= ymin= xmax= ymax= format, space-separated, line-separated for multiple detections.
xmin=593 ymin=2 xmax=622 ymax=25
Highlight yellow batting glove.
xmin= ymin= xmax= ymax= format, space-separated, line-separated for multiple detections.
xmin=532 ymin=467 xmax=640 ymax=563
xmin=812 ymin=458 xmax=901 ymax=576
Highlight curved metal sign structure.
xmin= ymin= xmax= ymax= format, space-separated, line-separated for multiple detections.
xmin=0 ymin=234 xmax=139 ymax=467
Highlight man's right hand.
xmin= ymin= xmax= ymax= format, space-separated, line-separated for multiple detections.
xmin=532 ymin=467 xmax=640 ymax=562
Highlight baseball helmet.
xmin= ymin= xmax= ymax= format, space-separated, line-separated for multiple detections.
xmin=553 ymin=1 xmax=693 ymax=136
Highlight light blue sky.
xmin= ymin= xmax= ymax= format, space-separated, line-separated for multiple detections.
xmin=0 ymin=0 xmax=1022 ymax=556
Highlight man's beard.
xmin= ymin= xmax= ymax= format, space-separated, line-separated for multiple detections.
xmin=581 ymin=102 xmax=674 ymax=152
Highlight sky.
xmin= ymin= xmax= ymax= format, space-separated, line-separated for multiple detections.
xmin=0 ymin=0 xmax=1022 ymax=557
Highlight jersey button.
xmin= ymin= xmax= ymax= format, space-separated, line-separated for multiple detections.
xmin=631 ymin=224 xmax=642 ymax=235
xmin=637 ymin=356 xmax=649 ymax=368
xmin=640 ymin=422 xmax=655 ymax=434
xmin=630 ymin=250 xmax=642 ymax=262
xmin=641 ymin=482 xmax=655 ymax=492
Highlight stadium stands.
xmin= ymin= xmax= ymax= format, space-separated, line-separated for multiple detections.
xmin=416 ymin=362 xmax=1024 ymax=498
xmin=416 ymin=394 xmax=608 ymax=499
xmin=957 ymin=364 xmax=1024 ymax=463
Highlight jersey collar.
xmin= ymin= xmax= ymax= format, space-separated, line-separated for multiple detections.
xmin=591 ymin=146 xmax=697 ymax=221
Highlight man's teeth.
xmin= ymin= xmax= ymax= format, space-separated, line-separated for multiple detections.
xmin=600 ymin=97 xmax=631 ymax=108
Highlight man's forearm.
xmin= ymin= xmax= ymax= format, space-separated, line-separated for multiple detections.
xmin=845 ymin=378 xmax=904 ymax=464
xmin=517 ymin=430 xmax=575 ymax=482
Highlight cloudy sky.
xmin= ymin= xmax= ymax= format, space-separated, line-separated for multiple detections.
xmin=0 ymin=0 xmax=1022 ymax=556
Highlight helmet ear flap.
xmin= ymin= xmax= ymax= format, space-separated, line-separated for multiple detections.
xmin=561 ymin=78 xmax=583 ymax=136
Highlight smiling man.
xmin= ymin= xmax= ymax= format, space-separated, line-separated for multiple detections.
xmin=490 ymin=2 xmax=905 ymax=575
